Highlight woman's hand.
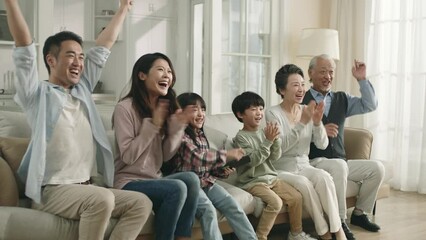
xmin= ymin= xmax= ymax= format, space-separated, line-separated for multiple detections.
xmin=312 ymin=101 xmax=325 ymax=126
xmin=173 ymin=105 xmax=196 ymax=125
xmin=300 ymin=100 xmax=315 ymax=124
xmin=152 ymin=98 xmax=170 ymax=128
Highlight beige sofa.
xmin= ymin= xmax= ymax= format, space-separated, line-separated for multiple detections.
xmin=0 ymin=110 xmax=392 ymax=240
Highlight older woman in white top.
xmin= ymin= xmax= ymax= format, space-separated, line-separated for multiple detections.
xmin=265 ymin=64 xmax=346 ymax=240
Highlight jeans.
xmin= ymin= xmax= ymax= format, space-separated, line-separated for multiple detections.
xmin=196 ymin=184 xmax=257 ymax=240
xmin=123 ymin=172 xmax=200 ymax=240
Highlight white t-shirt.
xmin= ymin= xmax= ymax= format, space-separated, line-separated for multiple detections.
xmin=42 ymin=91 xmax=96 ymax=185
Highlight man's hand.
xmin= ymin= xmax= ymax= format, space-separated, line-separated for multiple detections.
xmin=352 ymin=59 xmax=367 ymax=81
xmin=324 ymin=123 xmax=339 ymax=138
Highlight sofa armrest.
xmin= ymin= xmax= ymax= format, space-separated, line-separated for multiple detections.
xmin=344 ymin=127 xmax=373 ymax=160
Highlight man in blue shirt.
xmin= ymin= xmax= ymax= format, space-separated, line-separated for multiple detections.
xmin=5 ymin=0 xmax=152 ymax=239
xmin=302 ymin=54 xmax=385 ymax=240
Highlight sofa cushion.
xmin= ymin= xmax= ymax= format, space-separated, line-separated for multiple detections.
xmin=0 ymin=137 xmax=30 ymax=198
xmin=0 ymin=206 xmax=79 ymax=240
xmin=0 ymin=111 xmax=31 ymax=138
xmin=344 ymin=127 xmax=373 ymax=160
xmin=0 ymin=157 xmax=19 ymax=206
xmin=203 ymin=125 xmax=228 ymax=150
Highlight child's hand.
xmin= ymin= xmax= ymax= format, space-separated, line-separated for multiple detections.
xmin=152 ymin=98 xmax=170 ymax=128
xmin=226 ymin=148 xmax=245 ymax=160
xmin=264 ymin=122 xmax=280 ymax=141
xmin=222 ymin=167 xmax=236 ymax=175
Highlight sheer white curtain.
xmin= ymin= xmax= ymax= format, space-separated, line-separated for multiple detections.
xmin=329 ymin=0 xmax=370 ymax=128
xmin=364 ymin=0 xmax=426 ymax=193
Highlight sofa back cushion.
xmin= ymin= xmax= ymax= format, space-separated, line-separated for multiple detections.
xmin=0 ymin=137 xmax=30 ymax=203
xmin=0 ymin=111 xmax=31 ymax=138
xmin=344 ymin=127 xmax=373 ymax=160
xmin=0 ymin=156 xmax=19 ymax=206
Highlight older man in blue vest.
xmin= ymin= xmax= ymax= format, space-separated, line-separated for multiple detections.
xmin=302 ymin=54 xmax=385 ymax=240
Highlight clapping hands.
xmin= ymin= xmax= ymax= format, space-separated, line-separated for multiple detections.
xmin=300 ymin=100 xmax=325 ymax=126
xmin=264 ymin=122 xmax=280 ymax=142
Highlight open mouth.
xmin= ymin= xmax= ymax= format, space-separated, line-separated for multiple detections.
xmin=158 ymin=81 xmax=169 ymax=88
xmin=70 ymin=69 xmax=79 ymax=77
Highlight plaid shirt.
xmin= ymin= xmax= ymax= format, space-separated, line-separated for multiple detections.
xmin=173 ymin=129 xmax=227 ymax=188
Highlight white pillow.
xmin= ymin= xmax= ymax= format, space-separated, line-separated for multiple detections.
xmin=0 ymin=111 xmax=31 ymax=138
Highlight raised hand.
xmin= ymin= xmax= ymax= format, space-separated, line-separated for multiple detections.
xmin=152 ymin=98 xmax=170 ymax=128
xmin=226 ymin=148 xmax=245 ymax=160
xmin=352 ymin=59 xmax=367 ymax=81
xmin=312 ymin=101 xmax=325 ymax=126
xmin=264 ymin=121 xmax=280 ymax=142
xmin=324 ymin=123 xmax=339 ymax=138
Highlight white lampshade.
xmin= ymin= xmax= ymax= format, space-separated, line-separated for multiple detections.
xmin=296 ymin=28 xmax=340 ymax=60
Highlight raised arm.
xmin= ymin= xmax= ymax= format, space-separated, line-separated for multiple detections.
xmin=4 ymin=0 xmax=32 ymax=46
xmin=96 ymin=0 xmax=132 ymax=49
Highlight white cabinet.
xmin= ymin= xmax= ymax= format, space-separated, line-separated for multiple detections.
xmin=53 ymin=0 xmax=92 ymax=40
xmin=131 ymin=0 xmax=174 ymax=18
xmin=128 ymin=16 xmax=175 ymax=66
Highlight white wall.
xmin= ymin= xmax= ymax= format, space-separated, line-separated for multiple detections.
xmin=287 ymin=0 xmax=332 ymax=75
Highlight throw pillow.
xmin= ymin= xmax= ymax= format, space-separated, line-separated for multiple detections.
xmin=0 ymin=111 xmax=31 ymax=138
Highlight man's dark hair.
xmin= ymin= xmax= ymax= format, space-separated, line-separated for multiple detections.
xmin=43 ymin=31 xmax=83 ymax=75
xmin=274 ymin=64 xmax=304 ymax=98
xmin=231 ymin=91 xmax=265 ymax=123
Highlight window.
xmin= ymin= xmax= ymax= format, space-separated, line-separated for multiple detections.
xmin=191 ymin=0 xmax=278 ymax=114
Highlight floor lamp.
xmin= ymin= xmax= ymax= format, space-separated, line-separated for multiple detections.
xmin=296 ymin=28 xmax=340 ymax=61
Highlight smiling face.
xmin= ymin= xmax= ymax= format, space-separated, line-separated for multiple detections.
xmin=187 ymin=102 xmax=206 ymax=130
xmin=280 ymin=73 xmax=306 ymax=104
xmin=140 ymin=58 xmax=173 ymax=99
xmin=238 ymin=105 xmax=264 ymax=131
xmin=308 ymin=57 xmax=336 ymax=95
xmin=47 ymin=40 xmax=84 ymax=89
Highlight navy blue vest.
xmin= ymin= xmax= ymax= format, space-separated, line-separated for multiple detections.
xmin=303 ymin=91 xmax=348 ymax=160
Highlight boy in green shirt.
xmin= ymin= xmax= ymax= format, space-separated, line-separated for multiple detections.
xmin=232 ymin=91 xmax=315 ymax=240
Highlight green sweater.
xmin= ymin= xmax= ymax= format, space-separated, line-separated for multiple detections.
xmin=233 ymin=129 xmax=282 ymax=189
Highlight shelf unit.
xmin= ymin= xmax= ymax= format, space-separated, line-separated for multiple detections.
xmin=93 ymin=0 xmax=122 ymax=41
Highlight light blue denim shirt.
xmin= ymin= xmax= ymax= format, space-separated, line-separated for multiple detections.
xmin=308 ymin=80 xmax=378 ymax=117
xmin=12 ymin=43 xmax=114 ymax=203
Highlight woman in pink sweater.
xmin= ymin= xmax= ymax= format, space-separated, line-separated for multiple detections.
xmin=113 ymin=53 xmax=199 ymax=240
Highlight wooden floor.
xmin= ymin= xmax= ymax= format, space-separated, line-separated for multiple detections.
xmin=264 ymin=189 xmax=426 ymax=240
